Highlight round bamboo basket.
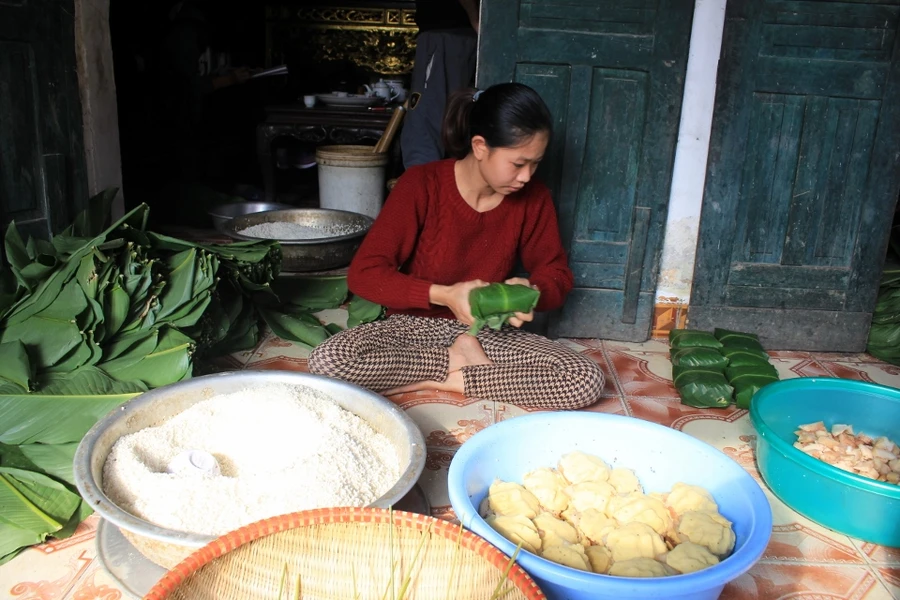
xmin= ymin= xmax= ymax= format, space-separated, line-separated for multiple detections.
xmin=144 ymin=508 xmax=546 ymax=600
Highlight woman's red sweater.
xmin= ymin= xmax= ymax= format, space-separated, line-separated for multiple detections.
xmin=347 ymin=159 xmax=574 ymax=320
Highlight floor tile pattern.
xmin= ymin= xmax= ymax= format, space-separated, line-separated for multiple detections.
xmin=3 ymin=332 xmax=899 ymax=600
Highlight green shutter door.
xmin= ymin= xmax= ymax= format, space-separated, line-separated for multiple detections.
xmin=690 ymin=0 xmax=900 ymax=351
xmin=0 ymin=0 xmax=87 ymax=241
xmin=478 ymin=0 xmax=694 ymax=340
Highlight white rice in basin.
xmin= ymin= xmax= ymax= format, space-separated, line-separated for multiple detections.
xmin=102 ymin=384 xmax=401 ymax=537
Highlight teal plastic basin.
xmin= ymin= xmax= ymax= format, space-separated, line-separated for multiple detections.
xmin=750 ymin=378 xmax=900 ymax=547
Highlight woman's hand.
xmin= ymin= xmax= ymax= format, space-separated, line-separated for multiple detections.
xmin=504 ymin=277 xmax=539 ymax=328
xmin=429 ymin=280 xmax=490 ymax=325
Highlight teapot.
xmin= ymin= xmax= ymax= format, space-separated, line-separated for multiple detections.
xmin=364 ymin=79 xmax=399 ymax=102
xmin=383 ymin=79 xmax=408 ymax=102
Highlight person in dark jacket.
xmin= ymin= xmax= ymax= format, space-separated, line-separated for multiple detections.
xmin=400 ymin=0 xmax=480 ymax=169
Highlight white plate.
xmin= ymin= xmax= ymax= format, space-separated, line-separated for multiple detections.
xmin=315 ymin=93 xmax=382 ymax=107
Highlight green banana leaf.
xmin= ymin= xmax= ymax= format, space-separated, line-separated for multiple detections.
xmin=120 ymin=278 xmax=166 ymax=334
xmin=713 ymin=328 xmax=759 ymax=343
xmin=0 ymin=367 xmax=145 ymax=445
xmin=0 ymin=444 xmax=93 ymax=553
xmin=102 ymin=279 xmax=131 ymax=339
xmin=156 ymin=249 xmax=217 ymax=321
xmin=347 ymin=295 xmax=385 ymax=329
xmin=725 ymin=363 xmax=778 ymax=382
xmin=0 ymin=467 xmax=81 ymax=559
xmin=16 ymin=257 xmax=59 ymax=294
xmin=163 ymin=293 xmax=213 ymax=329
xmin=98 ymin=328 xmax=193 ymax=388
xmin=42 ymin=331 xmax=98 ymax=375
xmin=101 ymin=328 xmax=161 ymax=362
xmin=867 ymin=322 xmax=900 ymax=348
xmin=0 ymin=280 xmax=89 ymax=369
xmin=185 ymin=289 xmax=239 ymax=352
xmin=0 ymin=271 xmax=21 ymax=317
xmin=733 ymin=376 xmax=778 ymax=410
xmin=880 ymin=266 xmax=900 ymax=286
xmin=0 ymin=341 xmax=32 ymax=391
xmin=468 ymin=283 xmax=540 ymax=335
xmin=0 ymin=442 xmax=78 ymax=486
xmin=721 ymin=351 xmax=770 ymax=368
xmin=2 ymin=203 xmax=150 ymax=326
xmin=145 ymin=232 xmax=281 ymax=294
xmin=673 ymin=368 xmax=733 ymax=408
xmin=669 ymin=329 xmax=723 ymax=350
xmin=717 ymin=332 xmax=766 ymax=353
xmin=51 ymin=236 xmax=95 ymax=258
xmin=259 ymin=308 xmax=329 ymax=349
xmin=672 ymin=363 xmax=718 ymax=381
xmin=0 ymin=190 xmax=298 ymax=562
xmin=52 ymin=499 xmax=93 ymax=543
xmin=0 ymin=467 xmax=79 ymax=525
xmin=4 ymin=221 xmax=30 ymax=272
xmin=273 ymin=276 xmax=348 ymax=310
xmin=670 ymin=347 xmax=728 ymax=369
xmin=200 ymin=294 xmax=260 ymax=357
xmin=0 ymin=517 xmax=44 ymax=565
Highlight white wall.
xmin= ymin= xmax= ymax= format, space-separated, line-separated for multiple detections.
xmin=655 ymin=0 xmax=728 ymax=304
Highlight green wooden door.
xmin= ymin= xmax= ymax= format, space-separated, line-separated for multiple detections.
xmin=477 ymin=0 xmax=694 ymax=340
xmin=0 ymin=0 xmax=87 ymax=241
xmin=690 ymin=0 xmax=900 ymax=351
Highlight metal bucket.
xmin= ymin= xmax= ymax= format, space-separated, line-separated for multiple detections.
xmin=316 ymin=145 xmax=388 ymax=219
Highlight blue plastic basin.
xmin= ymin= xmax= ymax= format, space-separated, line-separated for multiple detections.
xmin=448 ymin=412 xmax=772 ymax=600
xmin=750 ymin=378 xmax=900 ymax=547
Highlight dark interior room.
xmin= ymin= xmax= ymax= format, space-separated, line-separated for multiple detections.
xmin=110 ymin=0 xmax=414 ymax=231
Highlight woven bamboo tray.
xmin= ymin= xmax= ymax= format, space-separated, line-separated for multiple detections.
xmin=144 ymin=507 xmax=546 ymax=600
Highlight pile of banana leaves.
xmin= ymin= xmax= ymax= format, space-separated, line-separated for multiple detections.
xmin=867 ymin=262 xmax=900 ymax=366
xmin=0 ymin=190 xmax=381 ymax=564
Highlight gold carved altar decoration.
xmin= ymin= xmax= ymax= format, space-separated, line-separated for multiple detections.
xmin=266 ymin=5 xmax=418 ymax=75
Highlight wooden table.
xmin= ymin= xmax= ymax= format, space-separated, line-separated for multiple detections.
xmin=256 ymin=104 xmax=397 ymax=203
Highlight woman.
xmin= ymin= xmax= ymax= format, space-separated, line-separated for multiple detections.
xmin=309 ymin=83 xmax=604 ymax=410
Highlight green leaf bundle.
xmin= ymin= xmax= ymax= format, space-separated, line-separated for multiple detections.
xmin=867 ymin=265 xmax=900 ymax=366
xmin=672 ymin=368 xmax=733 ymax=408
xmin=720 ymin=346 xmax=771 ymax=367
xmin=468 ymin=283 xmax=540 ymax=335
xmin=0 ymin=189 xmax=294 ymax=560
xmin=347 ymin=295 xmax=385 ymax=329
xmin=714 ymin=328 xmax=766 ymax=353
xmin=668 ymin=329 xmax=723 ymax=350
xmin=670 ymin=347 xmax=728 ymax=370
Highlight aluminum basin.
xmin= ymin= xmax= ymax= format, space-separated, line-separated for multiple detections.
xmin=73 ymin=371 xmax=425 ymax=568
xmin=225 ymin=208 xmax=373 ymax=272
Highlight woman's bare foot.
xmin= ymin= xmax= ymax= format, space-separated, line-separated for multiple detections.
xmin=447 ymin=333 xmax=492 ymax=371
xmin=384 ymin=334 xmax=492 ymax=395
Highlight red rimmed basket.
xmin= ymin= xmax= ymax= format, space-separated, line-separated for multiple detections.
xmin=143 ymin=507 xmax=546 ymax=600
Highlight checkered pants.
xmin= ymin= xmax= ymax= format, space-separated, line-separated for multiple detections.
xmin=308 ymin=314 xmax=605 ymax=410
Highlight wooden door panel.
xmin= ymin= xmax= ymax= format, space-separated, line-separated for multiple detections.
xmin=514 ymin=64 xmax=570 ymax=204
xmin=0 ymin=0 xmax=85 ymax=242
xmin=480 ymin=0 xmax=693 ymax=340
xmin=0 ymin=41 xmax=45 ymax=231
xmin=690 ymin=0 xmax=900 ymax=350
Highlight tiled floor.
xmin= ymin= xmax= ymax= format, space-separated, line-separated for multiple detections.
xmin=2 ymin=332 xmax=899 ymax=600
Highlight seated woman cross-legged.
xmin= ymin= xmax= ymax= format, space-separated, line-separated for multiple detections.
xmin=308 ymin=82 xmax=605 ymax=410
